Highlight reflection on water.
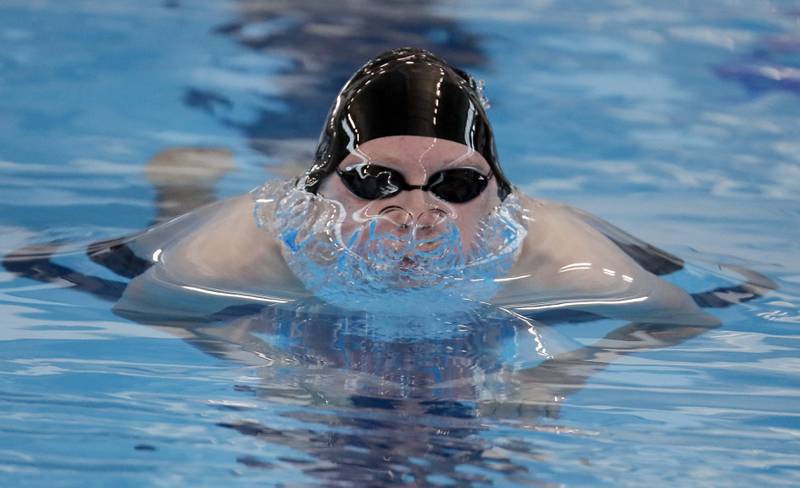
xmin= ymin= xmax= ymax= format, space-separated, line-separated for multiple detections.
xmin=715 ymin=9 xmax=800 ymax=96
xmin=128 ymin=300 xmax=705 ymax=486
xmin=201 ymin=304 xmax=557 ymax=486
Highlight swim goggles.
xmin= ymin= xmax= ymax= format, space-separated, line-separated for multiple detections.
xmin=336 ymin=163 xmax=493 ymax=203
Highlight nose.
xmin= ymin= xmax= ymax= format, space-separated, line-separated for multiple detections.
xmin=392 ymin=186 xmax=439 ymax=216
xmin=378 ymin=189 xmax=449 ymax=239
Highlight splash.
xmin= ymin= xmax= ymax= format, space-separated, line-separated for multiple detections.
xmin=254 ymin=179 xmax=528 ymax=314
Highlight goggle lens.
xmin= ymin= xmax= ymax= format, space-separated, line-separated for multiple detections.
xmin=336 ymin=164 xmax=491 ymax=203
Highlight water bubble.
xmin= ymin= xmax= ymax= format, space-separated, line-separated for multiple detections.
xmin=254 ymin=180 xmax=528 ymax=314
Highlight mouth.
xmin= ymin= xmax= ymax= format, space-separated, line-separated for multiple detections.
xmin=390 ymin=255 xmax=451 ymax=289
xmin=399 ymin=255 xmax=417 ymax=272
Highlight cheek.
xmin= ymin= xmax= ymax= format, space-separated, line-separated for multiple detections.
xmin=454 ymin=211 xmax=484 ymax=249
xmin=452 ymin=181 xmax=501 ymax=248
xmin=318 ymin=177 xmax=371 ymax=242
xmin=317 ymin=176 xmax=347 ymax=202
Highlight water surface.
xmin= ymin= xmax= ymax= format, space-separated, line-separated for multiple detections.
xmin=1 ymin=0 xmax=799 ymax=486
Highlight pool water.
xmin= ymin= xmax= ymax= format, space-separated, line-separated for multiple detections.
xmin=1 ymin=0 xmax=799 ymax=486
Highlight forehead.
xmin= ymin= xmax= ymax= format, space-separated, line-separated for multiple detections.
xmin=340 ymin=135 xmax=490 ymax=172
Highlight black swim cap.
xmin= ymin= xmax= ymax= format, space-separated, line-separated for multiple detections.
xmin=304 ymin=47 xmax=512 ymax=200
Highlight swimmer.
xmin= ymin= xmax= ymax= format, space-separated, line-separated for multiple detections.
xmin=3 ymin=48 xmax=773 ymax=324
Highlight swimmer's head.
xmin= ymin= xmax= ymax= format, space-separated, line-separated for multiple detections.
xmin=303 ymin=48 xmax=513 ymax=253
xmin=304 ymin=47 xmax=512 ymax=199
xmin=256 ymin=48 xmax=526 ymax=312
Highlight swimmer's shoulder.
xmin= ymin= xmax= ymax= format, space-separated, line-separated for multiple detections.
xmin=512 ymin=194 xmax=677 ymax=280
xmin=154 ymin=193 xmax=307 ymax=291
xmin=510 ymin=195 xmax=642 ymax=278
xmin=118 ymin=193 xmax=310 ymax=318
xmin=497 ymin=194 xmax=715 ymax=325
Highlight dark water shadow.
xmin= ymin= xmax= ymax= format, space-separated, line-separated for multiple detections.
xmin=181 ymin=0 xmax=489 ymax=165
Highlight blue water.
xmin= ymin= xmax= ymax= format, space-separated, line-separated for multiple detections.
xmin=1 ymin=0 xmax=799 ymax=486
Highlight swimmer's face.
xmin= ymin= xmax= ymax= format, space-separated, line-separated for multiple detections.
xmin=318 ymin=135 xmax=501 ymax=251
